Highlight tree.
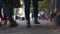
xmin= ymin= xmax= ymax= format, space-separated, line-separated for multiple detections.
xmin=38 ymin=0 xmax=48 ymax=12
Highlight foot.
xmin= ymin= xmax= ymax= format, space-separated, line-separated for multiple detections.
xmin=1 ymin=18 xmax=7 ymax=25
xmin=0 ymin=18 xmax=2 ymax=26
xmin=26 ymin=24 xmax=31 ymax=27
xmin=26 ymin=20 xmax=31 ymax=27
xmin=9 ymin=19 xmax=18 ymax=27
xmin=34 ymin=20 xmax=40 ymax=24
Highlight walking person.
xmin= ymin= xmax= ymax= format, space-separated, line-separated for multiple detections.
xmin=4 ymin=0 xmax=21 ymax=27
xmin=50 ymin=11 xmax=56 ymax=22
xmin=24 ymin=0 xmax=40 ymax=27
xmin=0 ymin=0 xmax=9 ymax=26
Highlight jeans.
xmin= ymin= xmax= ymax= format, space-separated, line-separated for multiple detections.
xmin=0 ymin=0 xmax=8 ymax=19
xmin=24 ymin=0 xmax=38 ymax=20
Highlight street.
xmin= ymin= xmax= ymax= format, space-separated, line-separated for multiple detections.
xmin=0 ymin=19 xmax=60 ymax=34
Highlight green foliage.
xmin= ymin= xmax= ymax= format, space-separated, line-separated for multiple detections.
xmin=38 ymin=0 xmax=48 ymax=12
xmin=21 ymin=0 xmax=48 ymax=12
xmin=30 ymin=0 xmax=48 ymax=12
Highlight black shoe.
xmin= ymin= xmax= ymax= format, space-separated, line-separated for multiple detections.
xmin=27 ymin=24 xmax=31 ymax=27
xmin=10 ymin=21 xmax=18 ymax=27
xmin=26 ymin=20 xmax=31 ymax=27
xmin=9 ymin=19 xmax=18 ymax=27
xmin=34 ymin=20 xmax=40 ymax=24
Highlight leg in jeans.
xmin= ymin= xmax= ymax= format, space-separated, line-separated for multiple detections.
xmin=0 ymin=8 xmax=2 ymax=26
xmin=32 ymin=0 xmax=40 ymax=24
xmin=24 ymin=0 xmax=31 ymax=27
xmin=0 ymin=8 xmax=2 ymax=19
xmin=2 ymin=1 xmax=8 ymax=20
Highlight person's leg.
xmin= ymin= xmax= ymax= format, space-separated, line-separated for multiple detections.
xmin=6 ymin=3 xmax=18 ymax=27
xmin=2 ymin=2 xmax=8 ymax=19
xmin=1 ymin=2 xmax=9 ymax=25
xmin=24 ymin=0 xmax=31 ymax=27
xmin=32 ymin=0 xmax=40 ymax=24
xmin=0 ymin=8 xmax=2 ymax=19
xmin=0 ymin=0 xmax=5 ymax=26
xmin=0 ymin=8 xmax=2 ymax=26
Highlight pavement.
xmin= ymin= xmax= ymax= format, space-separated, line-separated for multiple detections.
xmin=16 ymin=19 xmax=55 ymax=27
xmin=0 ymin=19 xmax=60 ymax=34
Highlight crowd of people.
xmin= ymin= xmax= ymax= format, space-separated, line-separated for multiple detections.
xmin=0 ymin=0 xmax=57 ymax=27
xmin=0 ymin=0 xmax=41 ymax=27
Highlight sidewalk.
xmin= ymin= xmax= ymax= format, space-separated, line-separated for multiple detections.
xmin=15 ymin=19 xmax=55 ymax=27
xmin=0 ymin=19 xmax=60 ymax=34
xmin=0 ymin=25 xmax=60 ymax=34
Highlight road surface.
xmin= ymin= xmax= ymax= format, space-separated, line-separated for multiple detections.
xmin=0 ymin=19 xmax=60 ymax=34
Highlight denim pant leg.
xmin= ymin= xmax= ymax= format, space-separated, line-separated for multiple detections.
xmin=24 ymin=0 xmax=30 ymax=20
xmin=0 ymin=1 xmax=3 ymax=19
xmin=0 ymin=8 xmax=2 ymax=18
xmin=2 ymin=2 xmax=8 ymax=19
xmin=32 ymin=0 xmax=38 ymax=20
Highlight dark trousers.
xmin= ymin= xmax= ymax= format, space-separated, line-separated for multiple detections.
xmin=0 ymin=8 xmax=2 ymax=18
xmin=6 ymin=0 xmax=21 ymax=20
xmin=0 ymin=0 xmax=8 ymax=19
xmin=24 ymin=0 xmax=38 ymax=20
